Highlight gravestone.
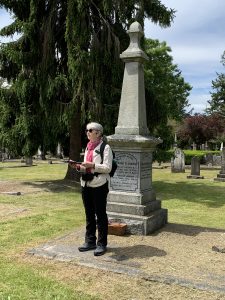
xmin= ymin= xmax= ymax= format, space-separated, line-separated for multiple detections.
xmin=192 ymin=142 xmax=196 ymax=151
xmin=171 ymin=148 xmax=185 ymax=173
xmin=25 ymin=156 xmax=33 ymax=166
xmin=213 ymin=154 xmax=222 ymax=166
xmin=214 ymin=148 xmax=225 ymax=182
xmin=56 ymin=143 xmax=63 ymax=159
xmin=107 ymin=21 xmax=167 ymax=235
xmin=187 ymin=156 xmax=204 ymax=179
xmin=205 ymin=153 xmax=213 ymax=166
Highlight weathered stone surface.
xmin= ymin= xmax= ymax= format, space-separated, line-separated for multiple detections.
xmin=212 ymin=245 xmax=225 ymax=253
xmin=1 ymin=191 xmax=21 ymax=195
xmin=115 ymin=21 xmax=149 ymax=136
xmin=107 ymin=209 xmax=168 ymax=235
xmin=171 ymin=148 xmax=185 ymax=173
xmin=187 ymin=175 xmax=204 ymax=179
xmin=187 ymin=156 xmax=204 ymax=179
xmin=107 ymin=21 xmax=167 ymax=235
xmin=27 ymin=226 xmax=225 ymax=295
xmin=107 ymin=200 xmax=161 ymax=216
xmin=214 ymin=148 xmax=225 ymax=181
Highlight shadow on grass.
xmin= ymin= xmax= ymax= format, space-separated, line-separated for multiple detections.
xmin=154 ymin=180 xmax=225 ymax=208
xmin=156 ymin=222 xmax=225 ymax=237
xmin=22 ymin=179 xmax=81 ymax=193
xmin=0 ymin=165 xmax=38 ymax=169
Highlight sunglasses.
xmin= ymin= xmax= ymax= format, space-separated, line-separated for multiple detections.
xmin=85 ymin=128 xmax=95 ymax=133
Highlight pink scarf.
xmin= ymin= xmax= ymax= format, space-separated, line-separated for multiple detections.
xmin=86 ymin=140 xmax=101 ymax=172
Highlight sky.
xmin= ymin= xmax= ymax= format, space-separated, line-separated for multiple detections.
xmin=145 ymin=0 xmax=225 ymax=113
xmin=1 ymin=2 xmax=225 ymax=114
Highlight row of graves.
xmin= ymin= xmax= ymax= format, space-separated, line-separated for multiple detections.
xmin=171 ymin=148 xmax=225 ymax=182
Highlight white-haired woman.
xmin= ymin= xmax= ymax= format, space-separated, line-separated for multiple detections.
xmin=70 ymin=122 xmax=113 ymax=256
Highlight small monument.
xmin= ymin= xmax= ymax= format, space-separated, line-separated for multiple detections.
xmin=171 ymin=148 xmax=185 ymax=173
xmin=214 ymin=148 xmax=225 ymax=182
xmin=25 ymin=156 xmax=33 ymax=166
xmin=192 ymin=142 xmax=196 ymax=151
xmin=173 ymin=133 xmax=178 ymax=149
xmin=107 ymin=21 xmax=167 ymax=235
xmin=187 ymin=156 xmax=204 ymax=179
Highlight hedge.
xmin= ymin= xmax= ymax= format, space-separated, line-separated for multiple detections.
xmin=153 ymin=149 xmax=221 ymax=165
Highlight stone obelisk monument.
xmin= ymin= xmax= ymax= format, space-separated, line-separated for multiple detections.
xmin=107 ymin=21 xmax=168 ymax=235
xmin=214 ymin=147 xmax=225 ymax=182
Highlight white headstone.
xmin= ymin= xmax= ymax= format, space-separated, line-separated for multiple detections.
xmin=171 ymin=148 xmax=185 ymax=173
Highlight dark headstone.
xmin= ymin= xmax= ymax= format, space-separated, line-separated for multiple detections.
xmin=187 ymin=156 xmax=204 ymax=179
xmin=214 ymin=148 xmax=225 ymax=182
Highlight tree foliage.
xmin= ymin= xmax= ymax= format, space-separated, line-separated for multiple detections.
xmin=65 ymin=0 xmax=176 ymax=133
xmin=208 ymin=51 xmax=225 ymax=116
xmin=0 ymin=0 xmax=176 ymax=162
xmin=177 ymin=113 xmax=225 ymax=148
xmin=144 ymin=39 xmax=191 ymax=149
xmin=0 ymin=1 xmax=69 ymax=157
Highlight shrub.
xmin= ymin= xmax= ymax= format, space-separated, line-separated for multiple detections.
xmin=153 ymin=149 xmax=221 ymax=165
xmin=153 ymin=149 xmax=173 ymax=164
xmin=183 ymin=150 xmax=221 ymax=165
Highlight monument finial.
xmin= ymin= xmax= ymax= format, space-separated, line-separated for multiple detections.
xmin=120 ymin=21 xmax=148 ymax=62
xmin=107 ymin=21 xmax=167 ymax=235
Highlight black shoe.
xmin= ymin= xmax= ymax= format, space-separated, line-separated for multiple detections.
xmin=78 ymin=243 xmax=96 ymax=252
xmin=94 ymin=245 xmax=107 ymax=256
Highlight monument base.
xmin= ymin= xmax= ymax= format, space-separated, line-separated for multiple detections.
xmin=214 ymin=173 xmax=225 ymax=182
xmin=107 ymin=208 xmax=168 ymax=235
xmin=187 ymin=175 xmax=204 ymax=179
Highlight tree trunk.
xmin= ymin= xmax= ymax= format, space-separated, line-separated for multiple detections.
xmin=64 ymin=109 xmax=82 ymax=181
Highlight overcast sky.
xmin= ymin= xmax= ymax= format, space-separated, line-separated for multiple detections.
xmin=1 ymin=2 xmax=225 ymax=114
xmin=145 ymin=0 xmax=225 ymax=114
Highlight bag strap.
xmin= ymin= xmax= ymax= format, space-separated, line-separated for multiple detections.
xmin=99 ymin=142 xmax=106 ymax=164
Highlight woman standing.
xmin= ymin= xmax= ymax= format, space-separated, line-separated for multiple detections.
xmin=70 ymin=122 xmax=113 ymax=256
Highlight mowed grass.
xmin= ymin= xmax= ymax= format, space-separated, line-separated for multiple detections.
xmin=0 ymin=160 xmax=94 ymax=300
xmin=153 ymin=166 xmax=225 ymax=229
xmin=1 ymin=160 xmax=225 ymax=299
xmin=0 ymin=159 xmax=68 ymax=181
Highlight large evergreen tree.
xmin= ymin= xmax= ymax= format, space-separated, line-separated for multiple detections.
xmin=208 ymin=51 xmax=225 ymax=116
xmin=64 ymin=0 xmax=175 ymax=178
xmin=1 ymin=1 xmax=193 ymax=176
xmin=0 ymin=1 xmax=69 ymax=161
xmin=1 ymin=0 xmax=176 ymax=178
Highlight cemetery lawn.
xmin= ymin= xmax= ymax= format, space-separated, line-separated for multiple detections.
xmin=153 ymin=166 xmax=225 ymax=229
xmin=1 ymin=161 xmax=225 ymax=299
xmin=0 ymin=160 xmax=90 ymax=300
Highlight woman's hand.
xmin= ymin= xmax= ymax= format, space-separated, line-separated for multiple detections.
xmin=68 ymin=161 xmax=76 ymax=169
xmin=68 ymin=162 xmax=84 ymax=171
xmin=81 ymin=161 xmax=95 ymax=169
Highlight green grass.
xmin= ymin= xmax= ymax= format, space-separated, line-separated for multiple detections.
xmin=0 ymin=258 xmax=95 ymax=300
xmin=0 ymin=160 xmax=97 ymax=299
xmin=1 ymin=160 xmax=225 ymax=298
xmin=153 ymin=167 xmax=225 ymax=228
xmin=0 ymin=160 xmax=68 ymax=181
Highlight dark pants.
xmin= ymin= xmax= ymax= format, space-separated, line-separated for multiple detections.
xmin=81 ymin=182 xmax=109 ymax=247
